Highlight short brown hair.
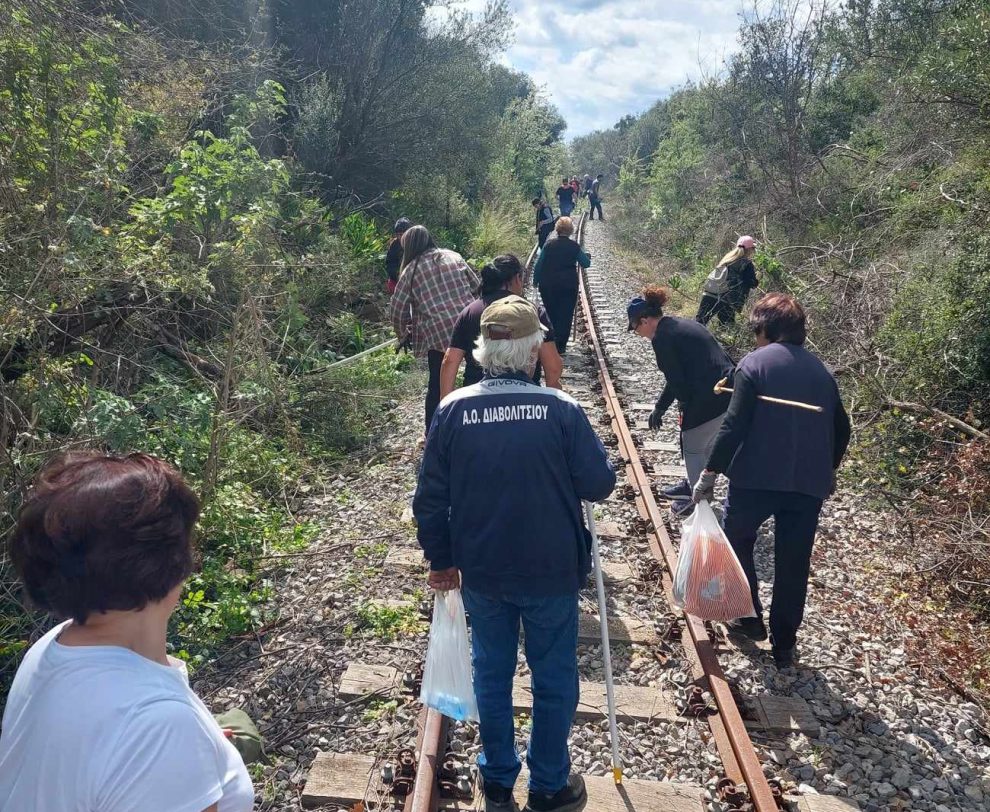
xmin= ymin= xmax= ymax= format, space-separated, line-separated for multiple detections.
xmin=749 ymin=293 xmax=807 ymax=345
xmin=10 ymin=452 xmax=200 ymax=624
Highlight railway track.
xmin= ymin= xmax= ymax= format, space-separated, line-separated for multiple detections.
xmin=298 ymin=211 xmax=846 ymax=812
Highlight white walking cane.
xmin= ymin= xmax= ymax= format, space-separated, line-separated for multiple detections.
xmin=583 ymin=500 xmax=623 ymax=784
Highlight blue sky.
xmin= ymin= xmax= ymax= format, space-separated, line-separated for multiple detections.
xmin=434 ymin=0 xmax=746 ymax=138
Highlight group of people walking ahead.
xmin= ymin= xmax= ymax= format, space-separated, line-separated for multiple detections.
xmin=533 ymin=173 xmax=605 ymax=250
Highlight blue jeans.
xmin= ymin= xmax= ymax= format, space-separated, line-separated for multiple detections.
xmin=722 ymin=485 xmax=823 ymax=651
xmin=461 ymin=587 xmax=579 ymax=793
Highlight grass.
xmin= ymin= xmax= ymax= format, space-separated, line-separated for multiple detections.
xmin=352 ymin=601 xmax=425 ymax=642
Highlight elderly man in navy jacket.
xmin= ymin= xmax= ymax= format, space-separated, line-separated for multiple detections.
xmin=414 ymin=295 xmax=615 ymax=812
xmin=693 ymin=293 xmax=851 ymax=669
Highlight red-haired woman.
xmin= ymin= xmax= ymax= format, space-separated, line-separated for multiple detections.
xmin=0 ymin=452 xmax=253 ymax=812
xmin=626 ymin=285 xmax=735 ymax=517
xmin=692 ymin=294 xmax=851 ymax=668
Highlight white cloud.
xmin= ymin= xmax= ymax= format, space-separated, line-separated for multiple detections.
xmin=436 ymin=0 xmax=745 ymax=138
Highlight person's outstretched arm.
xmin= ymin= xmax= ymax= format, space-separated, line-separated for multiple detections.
xmin=705 ymin=368 xmax=758 ymax=473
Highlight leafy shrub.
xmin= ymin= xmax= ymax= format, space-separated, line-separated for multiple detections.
xmin=467 ymin=201 xmax=530 ymax=264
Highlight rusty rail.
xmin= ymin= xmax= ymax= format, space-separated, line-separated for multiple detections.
xmin=574 ymin=213 xmax=779 ymax=812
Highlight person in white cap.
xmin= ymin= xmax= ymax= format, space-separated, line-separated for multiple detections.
xmin=696 ymin=235 xmax=759 ymax=326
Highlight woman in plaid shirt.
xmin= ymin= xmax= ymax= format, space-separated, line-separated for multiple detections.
xmin=390 ymin=225 xmax=479 ymax=433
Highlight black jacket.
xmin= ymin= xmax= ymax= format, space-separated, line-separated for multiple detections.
xmin=725 ymin=257 xmax=758 ymax=310
xmin=534 ymin=236 xmax=591 ymax=290
xmin=652 ymin=316 xmax=735 ymax=430
xmin=385 ymin=239 xmax=403 ymax=283
xmin=706 ymin=342 xmax=851 ymax=500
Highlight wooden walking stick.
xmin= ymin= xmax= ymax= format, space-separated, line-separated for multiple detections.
xmin=713 ymin=377 xmax=824 ymax=413
xmin=583 ymin=500 xmax=623 ymax=784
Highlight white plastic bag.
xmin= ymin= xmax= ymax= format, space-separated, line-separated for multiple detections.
xmin=673 ymin=500 xmax=756 ymax=621
xmin=419 ymin=589 xmax=479 ymax=722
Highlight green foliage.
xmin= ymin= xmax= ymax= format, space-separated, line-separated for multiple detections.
xmin=488 ymin=92 xmax=567 ymax=199
xmin=880 ymin=233 xmax=990 ymax=409
xmin=467 ymin=201 xmax=530 ymax=264
xmin=340 ymin=213 xmax=386 ymax=260
xmin=913 ymin=1 xmax=990 ymax=118
xmin=353 ymin=602 xmax=424 ymax=642
xmin=123 ymin=85 xmax=293 ymax=290
xmin=361 ymin=698 xmax=399 ymax=723
xmin=0 ymin=0 xmax=567 ymax=696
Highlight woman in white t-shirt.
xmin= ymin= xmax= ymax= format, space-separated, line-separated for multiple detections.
xmin=0 ymin=452 xmax=254 ymax=812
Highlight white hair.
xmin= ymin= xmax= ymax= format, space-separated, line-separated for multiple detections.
xmin=473 ymin=331 xmax=544 ymax=377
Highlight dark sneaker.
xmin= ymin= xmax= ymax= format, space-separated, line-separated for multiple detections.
xmin=726 ymin=617 xmax=768 ymax=642
xmin=772 ymin=646 xmax=797 ymax=668
xmin=484 ymin=781 xmax=519 ymax=812
xmin=661 ymin=479 xmax=691 ymax=499
xmin=524 ymin=774 xmax=587 ymax=812
xmin=670 ymin=497 xmax=695 ymax=518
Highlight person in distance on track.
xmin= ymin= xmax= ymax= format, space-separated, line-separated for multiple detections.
xmin=440 ymin=254 xmax=562 ymax=398
xmin=692 ymin=293 xmax=851 ymax=668
xmin=390 ymin=224 xmax=479 ymax=434
xmin=555 ymin=177 xmax=576 ymax=217
xmin=588 ymin=174 xmax=604 ymax=221
xmin=0 ymin=452 xmax=254 ymax=812
xmin=568 ymin=176 xmax=580 ymax=205
xmin=626 ymin=285 xmax=734 ymax=517
xmin=384 ymin=216 xmax=412 ymax=295
xmin=533 ymin=216 xmax=591 ymax=355
xmin=696 ymin=235 xmax=759 ymax=326
xmin=415 ymin=296 xmax=615 ymax=812
xmin=533 ymin=196 xmax=555 ymax=248
xmin=582 ymin=174 xmax=592 ymax=198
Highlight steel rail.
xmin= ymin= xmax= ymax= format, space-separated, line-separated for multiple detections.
xmin=407 ymin=707 xmax=446 ymax=812
xmin=574 ymin=213 xmax=779 ymax=812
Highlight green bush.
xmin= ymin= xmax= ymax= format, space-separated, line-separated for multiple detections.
xmin=467 ymin=200 xmax=530 ymax=264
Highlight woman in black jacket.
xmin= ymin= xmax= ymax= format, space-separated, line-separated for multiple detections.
xmin=533 ymin=216 xmax=591 ymax=353
xmin=384 ymin=217 xmax=412 ymax=294
xmin=696 ymin=235 xmax=759 ymax=325
xmin=627 ymin=285 xmax=735 ymax=515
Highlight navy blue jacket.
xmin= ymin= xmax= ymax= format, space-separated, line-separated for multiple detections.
xmin=651 ymin=315 xmax=734 ymax=430
xmin=706 ymin=342 xmax=851 ymax=500
xmin=414 ymin=373 xmax=616 ymax=596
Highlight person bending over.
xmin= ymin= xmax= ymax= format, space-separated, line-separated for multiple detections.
xmin=696 ymin=235 xmax=759 ymax=326
xmin=626 ymin=285 xmax=734 ymax=517
xmin=390 ymin=224 xmax=479 ymax=433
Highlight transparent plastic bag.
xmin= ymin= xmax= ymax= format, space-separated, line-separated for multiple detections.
xmin=419 ymin=589 xmax=479 ymax=722
xmin=673 ymin=500 xmax=756 ymax=621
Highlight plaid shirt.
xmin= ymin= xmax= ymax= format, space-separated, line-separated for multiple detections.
xmin=390 ymin=248 xmax=479 ymax=357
